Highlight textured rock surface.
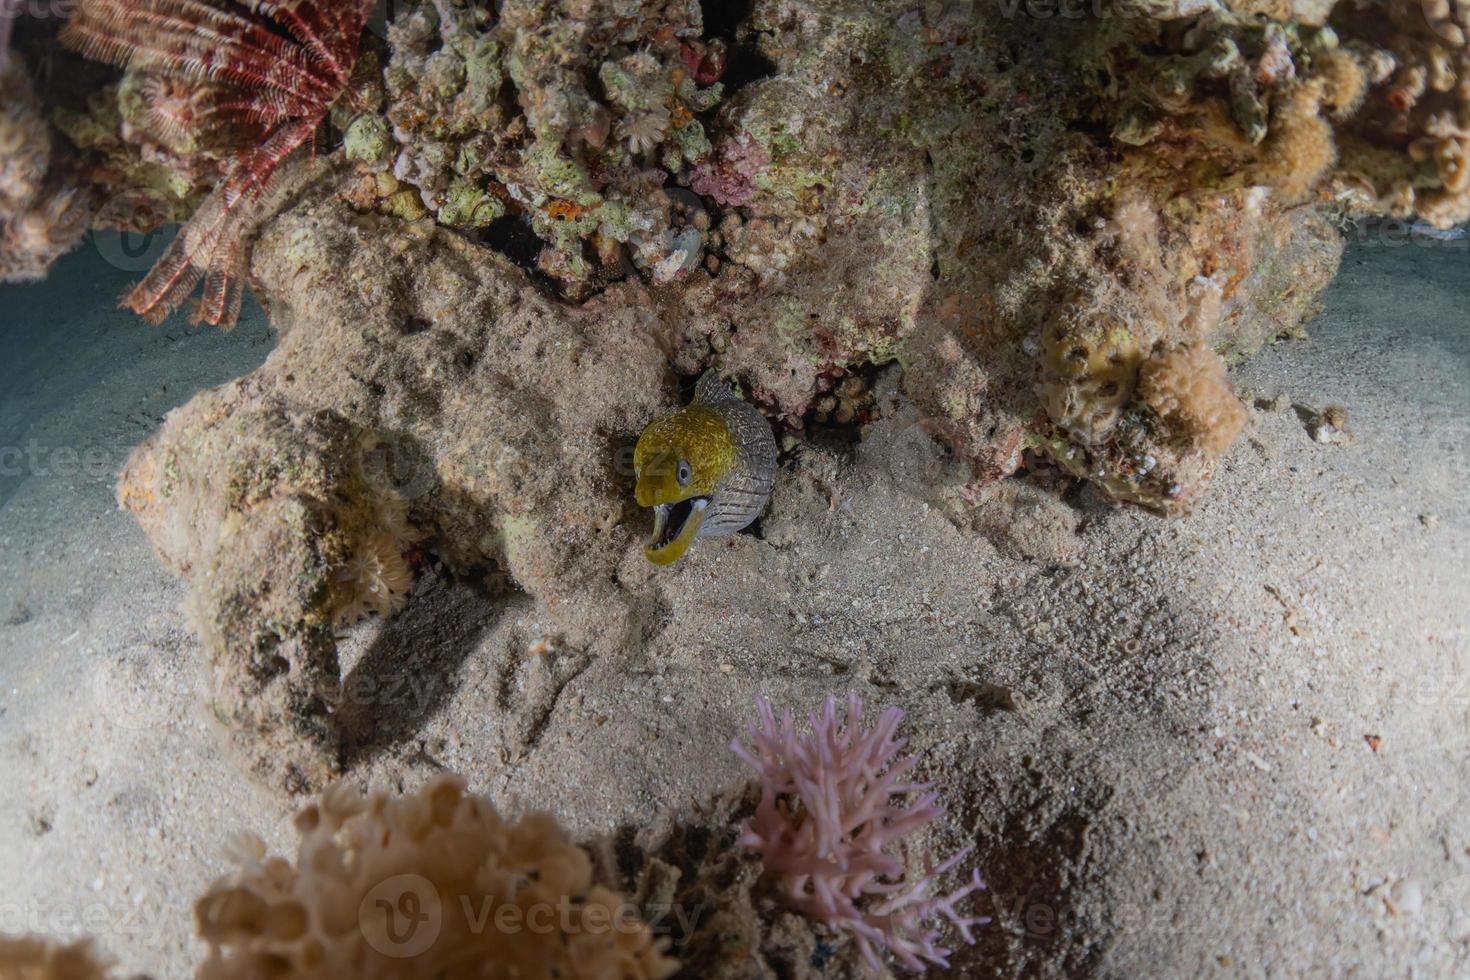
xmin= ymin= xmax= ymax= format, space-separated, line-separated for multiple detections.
xmin=118 ymin=195 xmax=671 ymax=787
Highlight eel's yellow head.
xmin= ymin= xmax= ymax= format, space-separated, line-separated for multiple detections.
xmin=634 ymin=405 xmax=735 ymax=565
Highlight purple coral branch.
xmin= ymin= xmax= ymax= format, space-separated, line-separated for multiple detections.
xmin=731 ymin=694 xmax=990 ymax=972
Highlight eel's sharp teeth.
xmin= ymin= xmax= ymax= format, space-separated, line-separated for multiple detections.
xmin=651 ymin=503 xmax=668 ymax=545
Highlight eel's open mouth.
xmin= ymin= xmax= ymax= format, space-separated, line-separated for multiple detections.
xmin=645 ymin=496 xmax=709 ymax=565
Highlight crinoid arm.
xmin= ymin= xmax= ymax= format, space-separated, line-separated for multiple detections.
xmin=60 ymin=0 xmax=373 ymax=328
xmin=123 ymin=118 xmax=319 ymax=328
xmin=60 ymin=1 xmax=337 ymax=103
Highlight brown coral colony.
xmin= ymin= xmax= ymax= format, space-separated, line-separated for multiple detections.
xmin=59 ymin=0 xmax=374 ymax=328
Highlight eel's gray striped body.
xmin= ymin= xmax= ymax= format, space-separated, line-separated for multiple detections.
xmin=693 ymin=371 xmax=777 ymax=538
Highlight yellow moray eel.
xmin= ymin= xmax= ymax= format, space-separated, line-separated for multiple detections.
xmin=634 ymin=370 xmax=777 ymax=565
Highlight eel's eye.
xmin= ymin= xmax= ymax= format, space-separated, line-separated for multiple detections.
xmin=676 ymin=460 xmax=692 ymax=486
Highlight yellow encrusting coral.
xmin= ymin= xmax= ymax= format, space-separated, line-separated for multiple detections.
xmin=1038 ymin=314 xmax=1145 ymax=445
xmin=1137 ymin=344 xmax=1249 ymax=456
xmin=193 ymin=775 xmax=679 ymax=980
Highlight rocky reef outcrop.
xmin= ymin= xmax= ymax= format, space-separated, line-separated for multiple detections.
xmin=0 ymin=0 xmax=1452 ymax=785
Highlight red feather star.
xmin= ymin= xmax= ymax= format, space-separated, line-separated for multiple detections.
xmin=61 ymin=0 xmax=374 ymax=327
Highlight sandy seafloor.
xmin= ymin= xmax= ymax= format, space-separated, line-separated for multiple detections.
xmin=0 ymin=231 xmax=1467 ymax=978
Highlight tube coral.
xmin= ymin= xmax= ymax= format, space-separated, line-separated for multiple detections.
xmin=1137 ymin=343 xmax=1249 ymax=456
xmin=329 ymin=530 xmax=414 ymax=627
xmin=731 ymin=695 xmax=988 ymax=973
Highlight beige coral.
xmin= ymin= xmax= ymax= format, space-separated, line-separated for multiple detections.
xmin=0 ymin=936 xmax=113 ymax=980
xmin=327 ymin=435 xmax=425 ymax=628
xmin=194 ymin=776 xmax=679 ymax=980
xmin=1254 ymin=78 xmax=1338 ymax=202
xmin=1330 ymin=0 xmax=1470 ymax=227
xmin=1137 ymin=344 xmax=1249 ymax=456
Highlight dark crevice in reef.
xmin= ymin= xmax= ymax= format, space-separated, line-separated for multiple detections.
xmin=479 ymin=213 xmax=553 ymax=287
xmin=699 ymin=0 xmax=751 ymax=39
xmin=796 ymin=363 xmax=889 ymax=453
xmin=721 ymin=44 xmax=778 ymax=93
xmin=698 ymin=0 xmax=776 ymax=92
xmin=674 ymin=367 xmax=704 ymax=402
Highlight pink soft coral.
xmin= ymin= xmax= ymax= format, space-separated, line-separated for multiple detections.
xmin=731 ymin=694 xmax=989 ymax=972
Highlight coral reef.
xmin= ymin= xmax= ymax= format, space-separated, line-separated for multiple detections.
xmin=4 ymin=0 xmax=1454 ymax=788
xmin=732 ymin=695 xmax=988 ymax=972
xmin=0 ymin=936 xmax=113 ymax=980
xmin=195 ymin=775 xmax=677 ymax=979
xmin=85 ymin=0 xmax=1357 ymax=780
xmin=366 ymin=0 xmax=723 ymax=298
xmin=59 ymin=0 xmax=376 ymax=326
xmin=1330 ymin=0 xmax=1470 ymax=228
xmin=0 ymin=57 xmax=89 ymax=281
